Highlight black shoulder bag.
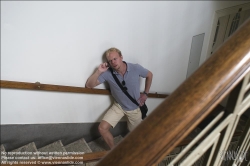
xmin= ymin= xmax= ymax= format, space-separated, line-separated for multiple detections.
xmin=109 ymin=67 xmax=148 ymax=119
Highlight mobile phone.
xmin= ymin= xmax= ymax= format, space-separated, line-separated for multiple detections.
xmin=106 ymin=62 xmax=110 ymax=67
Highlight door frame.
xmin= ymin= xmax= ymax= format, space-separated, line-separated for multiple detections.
xmin=206 ymin=2 xmax=250 ymax=60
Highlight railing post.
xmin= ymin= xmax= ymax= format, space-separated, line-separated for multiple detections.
xmin=229 ymin=117 xmax=250 ymax=166
xmin=208 ymin=80 xmax=244 ymax=165
xmin=211 ymin=72 xmax=250 ymax=166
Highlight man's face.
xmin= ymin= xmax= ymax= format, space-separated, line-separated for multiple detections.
xmin=106 ymin=51 xmax=123 ymax=70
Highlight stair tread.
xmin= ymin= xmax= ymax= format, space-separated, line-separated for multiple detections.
xmin=86 ymin=135 xmax=123 ymax=166
xmin=1 ymin=144 xmax=7 ymax=162
xmin=1 ymin=144 xmax=6 ymax=153
xmin=64 ymin=138 xmax=92 ymax=153
xmin=38 ymin=140 xmax=66 ymax=156
xmin=64 ymin=138 xmax=98 ymax=166
xmin=88 ymin=135 xmax=123 ymax=152
xmin=7 ymin=142 xmax=38 ymax=161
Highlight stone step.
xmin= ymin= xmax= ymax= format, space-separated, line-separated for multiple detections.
xmin=1 ymin=144 xmax=7 ymax=162
xmin=86 ymin=135 xmax=123 ymax=166
xmin=88 ymin=135 xmax=123 ymax=152
xmin=64 ymin=138 xmax=97 ymax=166
xmin=113 ymin=135 xmax=123 ymax=145
xmin=7 ymin=142 xmax=38 ymax=161
xmin=38 ymin=140 xmax=66 ymax=157
xmin=88 ymin=137 xmax=108 ymax=152
xmin=65 ymin=138 xmax=92 ymax=153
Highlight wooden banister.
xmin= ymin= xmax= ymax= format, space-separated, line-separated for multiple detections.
xmin=0 ymin=80 xmax=168 ymax=98
xmin=96 ymin=19 xmax=250 ymax=166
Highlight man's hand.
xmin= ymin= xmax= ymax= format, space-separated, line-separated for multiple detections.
xmin=98 ymin=62 xmax=109 ymax=73
xmin=138 ymin=93 xmax=148 ymax=106
xmin=85 ymin=62 xmax=109 ymax=88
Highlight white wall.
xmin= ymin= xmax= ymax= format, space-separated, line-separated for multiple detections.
xmin=1 ymin=1 xmax=248 ymax=124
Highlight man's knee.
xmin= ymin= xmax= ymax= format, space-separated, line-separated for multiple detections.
xmin=98 ymin=120 xmax=112 ymax=134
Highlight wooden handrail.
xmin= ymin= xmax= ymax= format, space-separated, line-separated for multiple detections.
xmin=96 ymin=19 xmax=250 ymax=165
xmin=0 ymin=80 xmax=168 ymax=98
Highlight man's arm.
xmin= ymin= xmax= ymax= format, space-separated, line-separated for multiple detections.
xmin=144 ymin=71 xmax=153 ymax=94
xmin=138 ymin=71 xmax=153 ymax=106
xmin=85 ymin=63 xmax=109 ymax=88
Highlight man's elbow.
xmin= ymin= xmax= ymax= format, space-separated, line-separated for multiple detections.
xmin=85 ymin=84 xmax=91 ymax=88
xmin=148 ymin=71 xmax=153 ymax=79
xmin=85 ymin=80 xmax=99 ymax=88
xmin=85 ymin=82 xmax=94 ymax=88
xmin=85 ymin=80 xmax=92 ymax=88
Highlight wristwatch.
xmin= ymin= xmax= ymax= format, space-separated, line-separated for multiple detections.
xmin=143 ymin=91 xmax=148 ymax=96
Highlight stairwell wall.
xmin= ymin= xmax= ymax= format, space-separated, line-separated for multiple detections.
xmin=1 ymin=1 xmax=248 ymax=125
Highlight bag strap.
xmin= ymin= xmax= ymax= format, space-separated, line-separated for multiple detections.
xmin=109 ymin=67 xmax=139 ymax=107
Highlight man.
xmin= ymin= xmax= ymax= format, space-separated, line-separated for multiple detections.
xmin=85 ymin=47 xmax=153 ymax=149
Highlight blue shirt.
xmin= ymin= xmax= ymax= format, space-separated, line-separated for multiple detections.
xmin=98 ymin=62 xmax=148 ymax=111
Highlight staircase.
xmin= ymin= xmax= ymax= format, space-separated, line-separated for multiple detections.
xmin=1 ymin=114 xmax=247 ymax=166
xmin=1 ymin=135 xmax=123 ymax=166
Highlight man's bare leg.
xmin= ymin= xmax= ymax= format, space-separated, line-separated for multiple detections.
xmin=98 ymin=120 xmax=114 ymax=149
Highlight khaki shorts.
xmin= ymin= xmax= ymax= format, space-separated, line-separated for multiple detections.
xmin=102 ymin=102 xmax=142 ymax=131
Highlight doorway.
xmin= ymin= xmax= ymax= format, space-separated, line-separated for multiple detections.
xmin=209 ymin=3 xmax=250 ymax=56
xmin=208 ymin=3 xmax=250 ymax=107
